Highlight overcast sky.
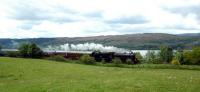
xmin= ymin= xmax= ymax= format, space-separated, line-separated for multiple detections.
xmin=0 ymin=0 xmax=200 ymax=38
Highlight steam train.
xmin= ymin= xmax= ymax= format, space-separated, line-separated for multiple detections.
xmin=91 ymin=51 xmax=139 ymax=64
xmin=45 ymin=51 xmax=139 ymax=64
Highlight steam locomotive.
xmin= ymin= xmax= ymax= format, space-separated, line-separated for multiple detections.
xmin=91 ymin=51 xmax=139 ymax=64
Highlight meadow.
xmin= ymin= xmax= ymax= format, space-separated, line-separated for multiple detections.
xmin=0 ymin=57 xmax=200 ymax=92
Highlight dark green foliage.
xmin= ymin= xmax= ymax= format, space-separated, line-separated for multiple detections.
xmin=191 ymin=47 xmax=200 ymax=65
xmin=27 ymin=43 xmax=43 ymax=58
xmin=18 ymin=43 xmax=29 ymax=57
xmin=159 ymin=46 xmax=173 ymax=63
xmin=0 ymin=45 xmax=2 ymax=51
xmin=183 ymin=47 xmax=200 ymax=65
xmin=127 ymin=59 xmax=133 ymax=64
xmin=46 ymin=55 xmax=67 ymax=62
xmin=5 ymin=51 xmax=20 ymax=57
xmin=135 ymin=52 xmax=144 ymax=63
xmin=174 ymin=49 xmax=184 ymax=64
xmin=0 ymin=45 xmax=3 ymax=56
xmin=80 ymin=54 xmax=96 ymax=65
xmin=112 ymin=58 xmax=122 ymax=64
xmin=101 ymin=60 xmax=106 ymax=64
xmin=18 ymin=43 xmax=43 ymax=58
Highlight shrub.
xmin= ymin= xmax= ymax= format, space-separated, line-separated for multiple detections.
xmin=171 ymin=59 xmax=180 ymax=65
xmin=127 ymin=59 xmax=133 ymax=64
xmin=46 ymin=55 xmax=67 ymax=62
xmin=183 ymin=47 xmax=200 ymax=65
xmin=135 ymin=52 xmax=144 ymax=63
xmin=101 ymin=60 xmax=107 ymax=64
xmin=5 ymin=51 xmax=20 ymax=57
xmin=80 ymin=54 xmax=96 ymax=65
xmin=112 ymin=58 xmax=122 ymax=66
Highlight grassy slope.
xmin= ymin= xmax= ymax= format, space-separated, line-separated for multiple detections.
xmin=0 ymin=57 xmax=200 ymax=92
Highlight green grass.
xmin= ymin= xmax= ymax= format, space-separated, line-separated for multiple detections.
xmin=0 ymin=57 xmax=200 ymax=92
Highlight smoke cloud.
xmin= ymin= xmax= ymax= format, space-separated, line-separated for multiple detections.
xmin=44 ymin=43 xmax=128 ymax=52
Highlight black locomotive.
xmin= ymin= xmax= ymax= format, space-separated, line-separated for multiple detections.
xmin=91 ymin=51 xmax=139 ymax=64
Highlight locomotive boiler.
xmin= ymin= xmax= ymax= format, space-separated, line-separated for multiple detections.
xmin=91 ymin=51 xmax=139 ymax=64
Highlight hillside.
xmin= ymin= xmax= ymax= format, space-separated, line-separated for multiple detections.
xmin=0 ymin=57 xmax=200 ymax=92
xmin=0 ymin=33 xmax=200 ymax=50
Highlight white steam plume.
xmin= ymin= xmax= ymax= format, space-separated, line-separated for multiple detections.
xmin=44 ymin=43 xmax=128 ymax=53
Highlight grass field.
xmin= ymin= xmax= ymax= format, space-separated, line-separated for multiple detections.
xmin=0 ymin=57 xmax=200 ymax=92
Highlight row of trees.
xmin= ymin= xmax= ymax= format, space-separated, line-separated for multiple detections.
xmin=0 ymin=43 xmax=44 ymax=58
xmin=144 ymin=46 xmax=200 ymax=65
xmin=1 ymin=43 xmax=200 ymax=65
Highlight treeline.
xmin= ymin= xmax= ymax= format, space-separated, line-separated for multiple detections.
xmin=140 ymin=46 xmax=200 ymax=65
xmin=0 ymin=43 xmax=200 ymax=65
xmin=0 ymin=43 xmax=44 ymax=58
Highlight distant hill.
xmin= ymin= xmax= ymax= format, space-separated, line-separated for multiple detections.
xmin=177 ymin=33 xmax=200 ymax=37
xmin=0 ymin=33 xmax=200 ymax=50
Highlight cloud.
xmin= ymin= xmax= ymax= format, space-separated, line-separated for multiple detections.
xmin=18 ymin=21 xmax=41 ymax=30
xmin=0 ymin=0 xmax=200 ymax=38
xmin=106 ymin=16 xmax=148 ymax=24
xmin=8 ymin=1 xmax=79 ymax=23
xmin=163 ymin=4 xmax=200 ymax=21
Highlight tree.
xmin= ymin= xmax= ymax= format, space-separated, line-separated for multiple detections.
xmin=19 ymin=43 xmax=29 ymax=57
xmin=18 ymin=43 xmax=43 ymax=58
xmin=159 ymin=46 xmax=173 ymax=63
xmin=145 ymin=50 xmax=161 ymax=64
xmin=191 ymin=47 xmax=200 ymax=64
xmin=145 ymin=50 xmax=156 ymax=63
xmin=174 ymin=49 xmax=184 ymax=64
xmin=135 ymin=52 xmax=144 ymax=63
xmin=184 ymin=47 xmax=200 ymax=65
xmin=28 ymin=43 xmax=43 ymax=58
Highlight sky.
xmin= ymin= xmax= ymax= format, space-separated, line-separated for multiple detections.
xmin=0 ymin=0 xmax=200 ymax=38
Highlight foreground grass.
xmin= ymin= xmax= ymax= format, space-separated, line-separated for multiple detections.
xmin=0 ymin=57 xmax=200 ymax=92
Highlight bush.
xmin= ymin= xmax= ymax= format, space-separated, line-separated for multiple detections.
xmin=46 ymin=55 xmax=67 ymax=62
xmin=183 ymin=47 xmax=200 ymax=65
xmin=171 ymin=59 xmax=180 ymax=65
xmin=127 ymin=59 xmax=133 ymax=64
xmin=112 ymin=58 xmax=122 ymax=66
xmin=80 ymin=54 xmax=96 ymax=65
xmin=101 ymin=60 xmax=106 ymax=64
xmin=5 ymin=51 xmax=20 ymax=57
xmin=135 ymin=52 xmax=144 ymax=63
